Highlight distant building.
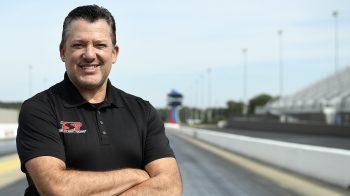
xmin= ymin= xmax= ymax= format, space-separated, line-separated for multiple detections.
xmin=167 ymin=90 xmax=183 ymax=124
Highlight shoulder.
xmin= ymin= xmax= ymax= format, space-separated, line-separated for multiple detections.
xmin=112 ymin=86 xmax=152 ymax=110
xmin=19 ymin=81 xmax=64 ymax=119
xmin=109 ymin=86 xmax=159 ymax=123
xmin=21 ymin=91 xmax=52 ymax=113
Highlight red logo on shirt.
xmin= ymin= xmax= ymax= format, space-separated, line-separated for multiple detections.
xmin=59 ymin=121 xmax=86 ymax=133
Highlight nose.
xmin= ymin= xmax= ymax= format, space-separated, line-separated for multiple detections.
xmin=82 ymin=45 xmax=96 ymax=61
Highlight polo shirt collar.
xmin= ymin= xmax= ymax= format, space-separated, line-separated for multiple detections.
xmin=62 ymin=73 xmax=124 ymax=108
xmin=105 ymin=80 xmax=125 ymax=108
xmin=62 ymin=73 xmax=87 ymax=108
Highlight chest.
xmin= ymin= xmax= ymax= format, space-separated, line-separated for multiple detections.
xmin=56 ymin=107 xmax=144 ymax=171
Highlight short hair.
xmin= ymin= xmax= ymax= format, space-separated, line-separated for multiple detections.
xmin=60 ymin=5 xmax=116 ymax=47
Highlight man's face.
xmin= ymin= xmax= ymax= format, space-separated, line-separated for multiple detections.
xmin=60 ymin=19 xmax=118 ymax=91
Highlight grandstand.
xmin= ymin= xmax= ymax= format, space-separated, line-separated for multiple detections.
xmin=257 ymin=66 xmax=350 ymax=125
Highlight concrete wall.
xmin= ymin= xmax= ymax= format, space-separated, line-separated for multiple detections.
xmin=0 ymin=109 xmax=19 ymax=140
xmin=0 ymin=108 xmax=19 ymax=123
xmin=0 ymin=123 xmax=17 ymax=140
xmin=167 ymin=124 xmax=350 ymax=188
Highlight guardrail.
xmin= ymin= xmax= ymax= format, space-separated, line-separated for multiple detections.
xmin=166 ymin=124 xmax=350 ymax=189
xmin=0 ymin=123 xmax=17 ymax=140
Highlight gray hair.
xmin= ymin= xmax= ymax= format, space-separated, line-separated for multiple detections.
xmin=60 ymin=5 xmax=116 ymax=48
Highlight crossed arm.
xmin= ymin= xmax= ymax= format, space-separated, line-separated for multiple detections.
xmin=25 ymin=156 xmax=182 ymax=196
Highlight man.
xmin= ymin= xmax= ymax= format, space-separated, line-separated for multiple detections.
xmin=16 ymin=5 xmax=182 ymax=195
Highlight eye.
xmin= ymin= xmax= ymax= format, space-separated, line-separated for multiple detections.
xmin=96 ymin=44 xmax=107 ymax=49
xmin=71 ymin=43 xmax=84 ymax=49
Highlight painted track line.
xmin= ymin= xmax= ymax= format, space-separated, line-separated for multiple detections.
xmin=0 ymin=153 xmax=25 ymax=189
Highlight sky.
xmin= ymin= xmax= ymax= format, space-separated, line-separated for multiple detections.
xmin=1 ymin=0 xmax=350 ymax=108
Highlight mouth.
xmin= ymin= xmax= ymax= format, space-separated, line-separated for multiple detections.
xmin=79 ymin=64 xmax=100 ymax=70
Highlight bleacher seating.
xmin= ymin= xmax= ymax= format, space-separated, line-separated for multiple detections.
xmin=260 ymin=65 xmax=350 ymax=116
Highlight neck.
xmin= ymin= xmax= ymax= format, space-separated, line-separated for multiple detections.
xmin=78 ymin=82 xmax=108 ymax=104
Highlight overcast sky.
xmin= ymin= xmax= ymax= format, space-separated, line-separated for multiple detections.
xmin=1 ymin=0 xmax=349 ymax=108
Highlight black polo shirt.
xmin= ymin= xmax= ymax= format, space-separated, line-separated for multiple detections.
xmin=16 ymin=73 xmax=174 ymax=195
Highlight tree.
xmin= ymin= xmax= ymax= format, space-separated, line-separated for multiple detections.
xmin=226 ymin=100 xmax=244 ymax=116
xmin=156 ymin=108 xmax=168 ymax=122
xmin=248 ymin=94 xmax=273 ymax=114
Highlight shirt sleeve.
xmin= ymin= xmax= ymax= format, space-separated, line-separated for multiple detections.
xmin=143 ymin=102 xmax=175 ymax=166
xmin=16 ymin=97 xmax=66 ymax=173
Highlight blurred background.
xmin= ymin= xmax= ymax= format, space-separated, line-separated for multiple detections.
xmin=1 ymin=0 xmax=350 ymax=195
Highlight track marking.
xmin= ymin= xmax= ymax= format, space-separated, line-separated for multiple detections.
xmin=0 ymin=153 xmax=25 ymax=189
xmin=170 ymin=131 xmax=350 ymax=196
xmin=0 ymin=158 xmax=20 ymax=171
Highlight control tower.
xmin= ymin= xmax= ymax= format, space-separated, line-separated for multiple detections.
xmin=167 ymin=90 xmax=183 ymax=124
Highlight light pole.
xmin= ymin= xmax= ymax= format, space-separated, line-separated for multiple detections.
xmin=278 ymin=30 xmax=283 ymax=98
xmin=332 ymin=11 xmax=341 ymax=124
xmin=189 ymin=83 xmax=193 ymax=120
xmin=207 ymin=68 xmax=212 ymax=122
xmin=195 ymin=79 xmax=199 ymax=120
xmin=242 ymin=48 xmax=248 ymax=115
xmin=200 ymin=74 xmax=205 ymax=121
xmin=332 ymin=11 xmax=339 ymax=73
xmin=278 ymin=30 xmax=287 ymax=122
xmin=207 ymin=68 xmax=212 ymax=109
xmin=28 ymin=65 xmax=32 ymax=97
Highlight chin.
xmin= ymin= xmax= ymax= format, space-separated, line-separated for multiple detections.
xmin=74 ymin=78 xmax=102 ymax=90
xmin=80 ymin=84 xmax=100 ymax=91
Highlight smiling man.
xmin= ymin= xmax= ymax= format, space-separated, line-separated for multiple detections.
xmin=16 ymin=5 xmax=182 ymax=196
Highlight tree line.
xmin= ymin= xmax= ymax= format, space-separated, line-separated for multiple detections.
xmin=0 ymin=101 xmax=22 ymax=110
xmin=158 ymin=93 xmax=276 ymax=124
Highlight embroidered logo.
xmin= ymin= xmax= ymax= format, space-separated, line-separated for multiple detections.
xmin=59 ymin=121 xmax=86 ymax=134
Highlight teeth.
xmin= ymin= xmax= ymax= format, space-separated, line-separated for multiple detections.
xmin=80 ymin=65 xmax=97 ymax=70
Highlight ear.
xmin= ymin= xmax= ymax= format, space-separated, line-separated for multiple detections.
xmin=59 ymin=43 xmax=66 ymax=62
xmin=112 ymin=45 xmax=119 ymax=64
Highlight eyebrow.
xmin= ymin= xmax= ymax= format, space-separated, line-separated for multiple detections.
xmin=71 ymin=39 xmax=109 ymax=43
